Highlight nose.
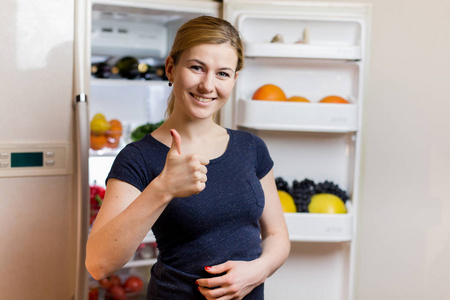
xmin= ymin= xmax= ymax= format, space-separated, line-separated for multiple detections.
xmin=198 ymin=72 xmax=214 ymax=94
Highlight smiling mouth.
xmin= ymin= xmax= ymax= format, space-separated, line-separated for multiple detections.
xmin=191 ymin=93 xmax=215 ymax=103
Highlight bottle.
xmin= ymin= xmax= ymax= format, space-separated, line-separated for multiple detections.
xmin=155 ymin=66 xmax=168 ymax=81
xmin=139 ymin=64 xmax=167 ymax=81
xmin=91 ymin=62 xmax=112 ymax=78
xmin=114 ymin=56 xmax=141 ymax=79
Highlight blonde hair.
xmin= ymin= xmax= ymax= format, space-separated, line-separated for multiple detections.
xmin=165 ymin=16 xmax=244 ymax=118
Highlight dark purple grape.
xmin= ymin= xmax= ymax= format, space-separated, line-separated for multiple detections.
xmin=275 ymin=177 xmax=290 ymax=193
xmin=314 ymin=180 xmax=349 ymax=202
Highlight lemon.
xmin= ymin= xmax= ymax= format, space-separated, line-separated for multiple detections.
xmin=90 ymin=118 xmax=111 ymax=134
xmin=278 ymin=190 xmax=297 ymax=213
xmin=92 ymin=113 xmax=107 ymax=121
xmin=308 ymin=193 xmax=347 ymax=214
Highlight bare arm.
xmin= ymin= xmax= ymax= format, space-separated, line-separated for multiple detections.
xmin=85 ymin=129 xmax=209 ymax=280
xmin=257 ymin=168 xmax=291 ymax=278
xmin=85 ymin=178 xmax=170 ymax=280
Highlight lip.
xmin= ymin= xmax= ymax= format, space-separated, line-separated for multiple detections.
xmin=190 ymin=93 xmax=216 ymax=104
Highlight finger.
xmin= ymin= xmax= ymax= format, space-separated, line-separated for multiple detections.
xmin=204 ymin=263 xmax=230 ymax=275
xmin=198 ymin=173 xmax=207 ymax=183
xmin=199 ymin=165 xmax=208 ymax=175
xmin=197 ymin=274 xmax=226 ymax=289
xmin=197 ymin=285 xmax=228 ymax=299
xmin=198 ymin=155 xmax=210 ymax=166
xmin=169 ymin=129 xmax=182 ymax=155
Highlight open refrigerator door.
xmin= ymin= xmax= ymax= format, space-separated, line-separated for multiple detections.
xmin=223 ymin=1 xmax=371 ymax=299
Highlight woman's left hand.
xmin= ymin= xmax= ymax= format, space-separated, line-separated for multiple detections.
xmin=196 ymin=260 xmax=266 ymax=300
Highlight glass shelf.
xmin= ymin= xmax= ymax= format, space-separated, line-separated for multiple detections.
xmin=123 ymin=258 xmax=157 ymax=268
xmin=90 ymin=77 xmax=169 ymax=87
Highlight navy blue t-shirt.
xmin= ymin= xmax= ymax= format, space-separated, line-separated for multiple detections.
xmin=106 ymin=128 xmax=273 ymax=299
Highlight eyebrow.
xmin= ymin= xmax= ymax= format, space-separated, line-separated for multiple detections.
xmin=187 ymin=59 xmax=235 ymax=74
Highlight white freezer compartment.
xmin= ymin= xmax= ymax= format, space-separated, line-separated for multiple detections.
xmin=91 ymin=3 xmax=216 ymax=58
xmin=253 ymin=130 xmax=355 ymax=242
xmin=234 ymin=58 xmax=360 ymax=132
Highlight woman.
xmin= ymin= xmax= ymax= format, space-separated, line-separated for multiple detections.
xmin=86 ymin=16 xmax=290 ymax=299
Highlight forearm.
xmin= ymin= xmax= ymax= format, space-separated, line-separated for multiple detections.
xmin=86 ymin=180 xmax=170 ymax=279
xmin=257 ymin=229 xmax=291 ymax=282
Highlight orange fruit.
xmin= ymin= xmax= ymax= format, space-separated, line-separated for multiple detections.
xmin=319 ymin=95 xmax=349 ymax=104
xmin=106 ymin=135 xmax=120 ymax=149
xmin=288 ymin=96 xmax=310 ymax=102
xmin=252 ymin=84 xmax=287 ymax=101
xmin=90 ymin=134 xmax=107 ymax=150
xmin=106 ymin=119 xmax=122 ymax=149
xmin=109 ymin=119 xmax=122 ymax=131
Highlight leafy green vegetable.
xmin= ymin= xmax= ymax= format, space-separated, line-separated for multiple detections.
xmin=130 ymin=120 xmax=164 ymax=142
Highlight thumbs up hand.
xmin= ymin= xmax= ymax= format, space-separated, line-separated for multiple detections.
xmin=156 ymin=129 xmax=209 ymax=200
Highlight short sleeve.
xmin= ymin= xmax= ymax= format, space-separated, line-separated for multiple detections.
xmin=106 ymin=144 xmax=149 ymax=192
xmin=252 ymin=134 xmax=274 ymax=179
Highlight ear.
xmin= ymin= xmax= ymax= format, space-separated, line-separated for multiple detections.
xmin=165 ymin=56 xmax=175 ymax=81
xmin=233 ymin=71 xmax=239 ymax=83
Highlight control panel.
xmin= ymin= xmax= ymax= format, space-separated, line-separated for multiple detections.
xmin=0 ymin=142 xmax=72 ymax=177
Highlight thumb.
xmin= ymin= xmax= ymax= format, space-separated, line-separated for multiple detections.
xmin=169 ymin=129 xmax=182 ymax=155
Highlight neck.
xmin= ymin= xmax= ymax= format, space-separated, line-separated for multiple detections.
xmin=163 ymin=114 xmax=220 ymax=141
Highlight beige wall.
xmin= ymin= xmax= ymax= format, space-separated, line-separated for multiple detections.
xmin=330 ymin=0 xmax=450 ymax=299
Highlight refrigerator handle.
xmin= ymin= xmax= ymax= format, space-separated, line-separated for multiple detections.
xmin=74 ymin=96 xmax=90 ymax=300
xmin=73 ymin=0 xmax=90 ymax=299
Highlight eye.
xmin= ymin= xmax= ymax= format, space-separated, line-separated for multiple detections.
xmin=190 ymin=65 xmax=203 ymax=72
xmin=217 ymin=71 xmax=231 ymax=78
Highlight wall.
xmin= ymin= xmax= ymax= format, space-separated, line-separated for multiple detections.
xmin=355 ymin=0 xmax=450 ymax=299
xmin=286 ymin=0 xmax=450 ymax=298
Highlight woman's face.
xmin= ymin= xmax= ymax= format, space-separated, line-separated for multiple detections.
xmin=167 ymin=43 xmax=238 ymax=121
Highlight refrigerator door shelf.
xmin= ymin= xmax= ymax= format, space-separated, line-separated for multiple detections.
xmin=90 ymin=77 xmax=168 ymax=87
xmin=285 ymin=201 xmax=353 ymax=242
xmin=123 ymin=230 xmax=157 ymax=268
xmin=124 ymin=258 xmax=157 ymax=268
xmin=244 ymin=42 xmax=361 ymax=61
xmin=237 ymin=99 xmax=358 ymax=133
xmin=89 ymin=148 xmax=122 ymax=157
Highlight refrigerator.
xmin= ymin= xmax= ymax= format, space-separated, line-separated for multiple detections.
xmin=0 ymin=0 xmax=371 ymax=299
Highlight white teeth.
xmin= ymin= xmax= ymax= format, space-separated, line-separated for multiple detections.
xmin=193 ymin=94 xmax=213 ymax=103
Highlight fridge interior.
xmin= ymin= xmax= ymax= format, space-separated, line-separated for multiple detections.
xmin=88 ymin=2 xmax=220 ymax=298
xmin=87 ymin=1 xmax=370 ymax=299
